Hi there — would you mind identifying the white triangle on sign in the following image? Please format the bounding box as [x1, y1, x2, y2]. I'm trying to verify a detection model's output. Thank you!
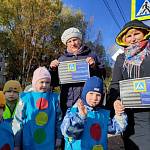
[135, 82, 144, 90]
[136, 0, 150, 16]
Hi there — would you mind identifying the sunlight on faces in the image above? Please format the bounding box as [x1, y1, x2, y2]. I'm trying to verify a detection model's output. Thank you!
[66, 37, 82, 54]
[4, 90, 19, 102]
[35, 78, 51, 92]
[123, 29, 145, 46]
[86, 91, 101, 107]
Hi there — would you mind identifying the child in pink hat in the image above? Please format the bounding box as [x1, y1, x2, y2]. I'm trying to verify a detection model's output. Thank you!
[12, 66, 62, 150]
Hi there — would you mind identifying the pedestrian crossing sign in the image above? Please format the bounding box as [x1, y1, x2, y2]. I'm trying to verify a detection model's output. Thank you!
[68, 63, 76, 72]
[131, 0, 150, 20]
[133, 80, 147, 92]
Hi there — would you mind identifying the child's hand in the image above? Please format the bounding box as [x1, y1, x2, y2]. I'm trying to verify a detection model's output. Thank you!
[114, 99, 125, 116]
[77, 99, 87, 116]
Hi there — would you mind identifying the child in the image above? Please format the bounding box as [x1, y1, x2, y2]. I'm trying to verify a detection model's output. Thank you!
[0, 91, 14, 150]
[12, 66, 62, 150]
[61, 76, 127, 150]
[3, 80, 22, 122]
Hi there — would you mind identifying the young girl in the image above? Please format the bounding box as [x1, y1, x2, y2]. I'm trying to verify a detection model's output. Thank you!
[61, 76, 127, 150]
[12, 66, 62, 150]
[0, 91, 14, 150]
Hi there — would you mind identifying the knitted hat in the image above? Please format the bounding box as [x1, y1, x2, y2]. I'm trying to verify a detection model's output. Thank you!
[3, 80, 22, 93]
[81, 76, 103, 106]
[32, 66, 51, 89]
[116, 19, 150, 47]
[61, 27, 82, 45]
[0, 91, 6, 107]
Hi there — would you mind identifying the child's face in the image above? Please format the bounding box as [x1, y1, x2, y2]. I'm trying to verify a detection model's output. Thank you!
[35, 78, 51, 92]
[86, 91, 101, 107]
[5, 90, 19, 102]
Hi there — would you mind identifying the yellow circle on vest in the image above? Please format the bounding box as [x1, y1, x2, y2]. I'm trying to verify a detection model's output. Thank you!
[92, 145, 104, 150]
[35, 112, 48, 126]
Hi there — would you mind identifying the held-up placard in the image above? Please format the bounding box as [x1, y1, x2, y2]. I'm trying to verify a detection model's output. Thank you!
[119, 77, 150, 108]
[58, 59, 90, 84]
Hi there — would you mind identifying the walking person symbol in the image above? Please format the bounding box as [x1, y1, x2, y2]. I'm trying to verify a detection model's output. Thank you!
[141, 1, 150, 15]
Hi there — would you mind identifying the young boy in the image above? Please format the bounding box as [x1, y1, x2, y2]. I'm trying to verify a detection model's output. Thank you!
[3, 80, 22, 122]
[61, 76, 127, 150]
[12, 66, 62, 150]
[0, 91, 14, 150]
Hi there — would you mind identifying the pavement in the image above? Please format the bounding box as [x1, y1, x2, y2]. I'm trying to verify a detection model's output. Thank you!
[108, 134, 125, 150]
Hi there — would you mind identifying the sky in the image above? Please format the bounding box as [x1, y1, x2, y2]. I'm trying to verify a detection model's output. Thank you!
[62, 0, 150, 56]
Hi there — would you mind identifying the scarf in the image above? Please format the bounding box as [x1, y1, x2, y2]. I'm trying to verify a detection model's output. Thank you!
[123, 40, 150, 78]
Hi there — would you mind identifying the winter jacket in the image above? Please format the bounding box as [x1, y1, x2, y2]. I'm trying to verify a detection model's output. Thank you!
[50, 46, 106, 115]
[61, 104, 127, 150]
[12, 92, 62, 150]
[107, 42, 150, 149]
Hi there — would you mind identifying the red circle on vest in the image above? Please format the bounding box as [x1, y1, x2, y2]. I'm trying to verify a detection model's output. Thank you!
[36, 98, 48, 110]
[90, 123, 101, 141]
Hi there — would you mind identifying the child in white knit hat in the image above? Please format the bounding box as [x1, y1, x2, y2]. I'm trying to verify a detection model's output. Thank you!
[12, 66, 62, 150]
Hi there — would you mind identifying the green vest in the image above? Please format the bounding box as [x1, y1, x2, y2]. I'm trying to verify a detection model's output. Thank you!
[3, 102, 18, 119]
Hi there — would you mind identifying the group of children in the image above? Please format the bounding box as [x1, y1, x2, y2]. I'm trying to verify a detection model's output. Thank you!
[0, 66, 128, 150]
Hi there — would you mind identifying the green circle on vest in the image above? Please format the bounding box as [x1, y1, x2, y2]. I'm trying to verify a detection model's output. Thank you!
[35, 112, 48, 126]
[34, 128, 46, 144]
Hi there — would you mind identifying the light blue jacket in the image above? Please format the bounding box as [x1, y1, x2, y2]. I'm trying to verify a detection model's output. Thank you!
[61, 104, 127, 150]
